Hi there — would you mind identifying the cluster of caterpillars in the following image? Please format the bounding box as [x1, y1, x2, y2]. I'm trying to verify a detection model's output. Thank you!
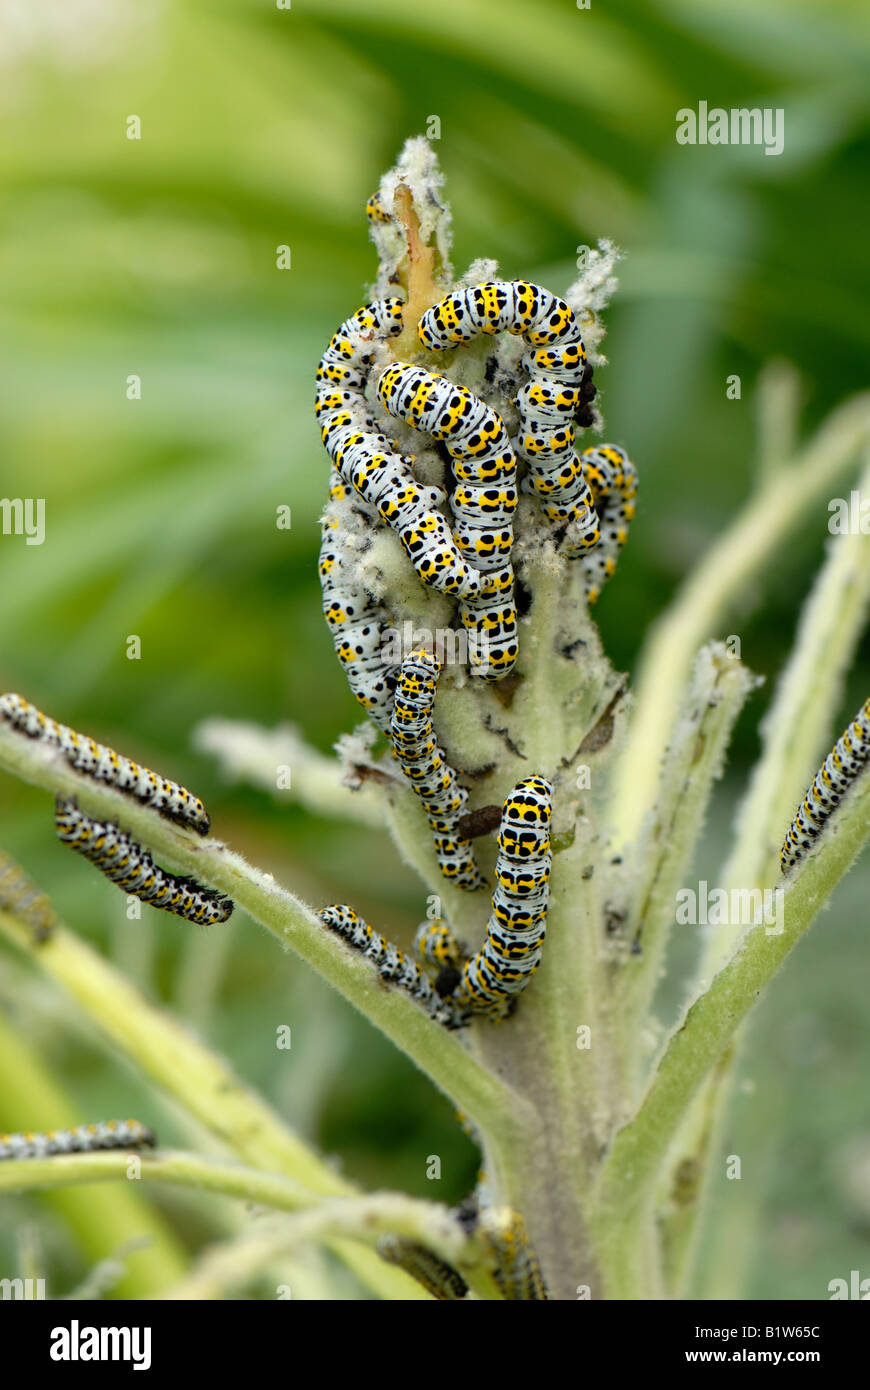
[314, 189, 640, 1031]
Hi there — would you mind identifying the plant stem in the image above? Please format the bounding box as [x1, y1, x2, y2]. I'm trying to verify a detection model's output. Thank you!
[0, 1006, 186, 1297]
[609, 393, 870, 851]
[593, 768, 870, 1297]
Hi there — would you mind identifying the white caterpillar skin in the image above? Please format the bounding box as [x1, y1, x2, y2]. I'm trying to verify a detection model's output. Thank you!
[0, 693, 210, 835]
[417, 281, 601, 557]
[781, 696, 870, 870]
[317, 905, 469, 1030]
[55, 799, 233, 926]
[391, 649, 484, 890]
[316, 300, 485, 602]
[457, 776, 552, 1018]
[318, 470, 398, 733]
[377, 363, 518, 681]
[0, 1120, 155, 1161]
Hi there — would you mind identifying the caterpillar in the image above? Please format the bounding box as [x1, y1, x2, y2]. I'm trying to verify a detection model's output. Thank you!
[317, 904, 469, 1030]
[414, 916, 463, 970]
[365, 191, 392, 225]
[316, 301, 486, 603]
[0, 850, 57, 942]
[417, 281, 605, 558]
[478, 1208, 549, 1301]
[319, 469, 398, 733]
[390, 649, 484, 890]
[456, 776, 552, 1017]
[377, 1236, 469, 1301]
[579, 444, 638, 603]
[781, 697, 870, 871]
[0, 1120, 155, 1162]
[0, 694, 210, 836]
[55, 800, 233, 926]
[377, 363, 518, 680]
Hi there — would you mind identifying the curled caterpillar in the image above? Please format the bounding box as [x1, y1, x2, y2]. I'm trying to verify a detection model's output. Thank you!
[377, 363, 518, 680]
[319, 469, 398, 732]
[377, 1236, 469, 1301]
[316, 301, 485, 602]
[0, 850, 57, 942]
[457, 776, 552, 1017]
[781, 697, 870, 871]
[0, 694, 210, 835]
[391, 649, 484, 890]
[0, 1120, 155, 1162]
[317, 904, 468, 1030]
[417, 281, 604, 558]
[580, 444, 638, 603]
[55, 799, 233, 926]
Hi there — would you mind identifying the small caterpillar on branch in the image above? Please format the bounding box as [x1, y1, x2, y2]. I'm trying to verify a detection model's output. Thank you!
[55, 800, 233, 926]
[377, 1236, 469, 1301]
[781, 696, 870, 871]
[0, 1120, 155, 1161]
[317, 904, 469, 1030]
[0, 850, 57, 942]
[0, 693, 210, 835]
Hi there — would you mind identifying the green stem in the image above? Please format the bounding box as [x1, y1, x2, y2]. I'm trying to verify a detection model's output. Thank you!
[0, 726, 512, 1135]
[593, 768, 870, 1298]
[0, 909, 422, 1301]
[0, 1008, 186, 1297]
[609, 392, 870, 851]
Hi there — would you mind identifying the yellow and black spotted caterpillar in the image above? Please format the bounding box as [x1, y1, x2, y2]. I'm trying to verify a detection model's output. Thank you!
[418, 280, 637, 590]
[316, 300, 486, 602]
[0, 850, 57, 942]
[378, 364, 519, 682]
[417, 776, 553, 1018]
[390, 649, 483, 890]
[0, 693, 210, 835]
[781, 696, 870, 871]
[318, 776, 552, 1025]
[316, 904, 469, 1030]
[55, 800, 233, 926]
[0, 1120, 155, 1161]
[318, 469, 399, 732]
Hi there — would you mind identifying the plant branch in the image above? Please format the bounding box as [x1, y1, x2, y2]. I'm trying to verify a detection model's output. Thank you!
[609, 391, 870, 851]
[0, 726, 515, 1137]
[593, 766, 870, 1298]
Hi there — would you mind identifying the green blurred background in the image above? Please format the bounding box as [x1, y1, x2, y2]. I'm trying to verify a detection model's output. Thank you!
[1, 0, 869, 1298]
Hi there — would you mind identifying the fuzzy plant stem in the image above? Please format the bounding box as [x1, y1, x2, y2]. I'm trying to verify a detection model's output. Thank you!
[610, 392, 870, 852]
[591, 765, 870, 1298]
[658, 463, 870, 1295]
[0, 908, 424, 1300]
[0, 1006, 186, 1297]
[0, 1149, 504, 1301]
